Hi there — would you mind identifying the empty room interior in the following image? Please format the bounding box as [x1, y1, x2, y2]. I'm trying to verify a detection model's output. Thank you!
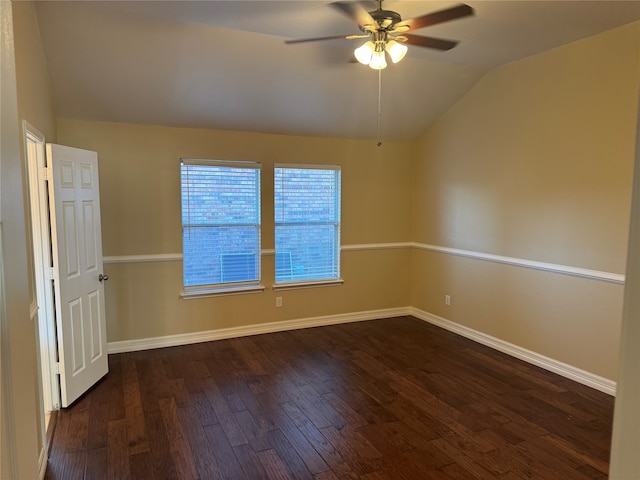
[2, 1, 640, 478]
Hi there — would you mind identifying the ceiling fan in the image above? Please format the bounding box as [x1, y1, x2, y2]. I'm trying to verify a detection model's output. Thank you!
[285, 1, 474, 69]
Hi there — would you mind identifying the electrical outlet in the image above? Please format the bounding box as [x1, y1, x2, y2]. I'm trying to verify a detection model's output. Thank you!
[276, 296, 283, 308]
[445, 294, 451, 306]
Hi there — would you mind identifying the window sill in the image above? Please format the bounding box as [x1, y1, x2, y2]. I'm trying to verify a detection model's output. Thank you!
[181, 284, 265, 299]
[272, 279, 344, 291]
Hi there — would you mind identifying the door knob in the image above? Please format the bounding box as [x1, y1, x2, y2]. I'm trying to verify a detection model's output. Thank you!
[98, 273, 109, 282]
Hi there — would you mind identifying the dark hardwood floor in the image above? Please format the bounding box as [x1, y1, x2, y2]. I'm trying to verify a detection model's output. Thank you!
[45, 316, 614, 479]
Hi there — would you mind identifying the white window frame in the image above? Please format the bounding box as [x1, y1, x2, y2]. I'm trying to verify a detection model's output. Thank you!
[273, 163, 342, 290]
[180, 159, 264, 298]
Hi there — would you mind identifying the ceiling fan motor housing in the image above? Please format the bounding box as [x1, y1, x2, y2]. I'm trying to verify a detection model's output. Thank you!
[360, 9, 402, 32]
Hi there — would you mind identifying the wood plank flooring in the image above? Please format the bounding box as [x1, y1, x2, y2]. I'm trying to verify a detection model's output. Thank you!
[45, 316, 615, 479]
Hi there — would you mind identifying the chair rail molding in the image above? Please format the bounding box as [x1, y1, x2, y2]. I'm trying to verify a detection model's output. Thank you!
[412, 242, 625, 285]
[104, 242, 625, 285]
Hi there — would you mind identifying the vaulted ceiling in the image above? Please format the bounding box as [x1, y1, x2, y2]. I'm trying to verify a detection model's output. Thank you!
[34, 1, 640, 141]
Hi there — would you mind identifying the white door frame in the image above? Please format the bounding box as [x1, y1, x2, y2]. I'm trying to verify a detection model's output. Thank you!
[24, 121, 60, 414]
[0, 220, 14, 477]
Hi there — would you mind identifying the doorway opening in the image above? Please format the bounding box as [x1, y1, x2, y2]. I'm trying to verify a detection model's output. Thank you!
[24, 122, 60, 434]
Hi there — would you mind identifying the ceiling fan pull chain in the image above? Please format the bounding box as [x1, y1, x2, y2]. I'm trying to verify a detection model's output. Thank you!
[377, 68, 383, 147]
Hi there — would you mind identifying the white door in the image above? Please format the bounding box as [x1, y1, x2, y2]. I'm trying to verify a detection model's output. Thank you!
[47, 144, 108, 407]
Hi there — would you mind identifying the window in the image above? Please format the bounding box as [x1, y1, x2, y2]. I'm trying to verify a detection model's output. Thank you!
[274, 165, 341, 285]
[181, 159, 261, 293]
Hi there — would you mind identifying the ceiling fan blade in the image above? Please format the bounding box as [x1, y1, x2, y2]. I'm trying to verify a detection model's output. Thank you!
[403, 34, 459, 51]
[393, 4, 473, 33]
[331, 1, 376, 30]
[285, 34, 362, 44]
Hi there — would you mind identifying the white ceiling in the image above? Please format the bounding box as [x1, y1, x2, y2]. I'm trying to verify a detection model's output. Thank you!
[34, 1, 640, 141]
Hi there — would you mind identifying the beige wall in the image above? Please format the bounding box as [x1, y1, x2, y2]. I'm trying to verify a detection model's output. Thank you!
[13, 1, 56, 142]
[57, 120, 413, 342]
[2, 1, 57, 477]
[4, 3, 640, 475]
[411, 22, 640, 380]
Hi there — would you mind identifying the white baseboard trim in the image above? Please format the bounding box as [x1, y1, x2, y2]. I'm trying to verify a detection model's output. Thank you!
[107, 307, 411, 354]
[107, 306, 616, 396]
[409, 307, 617, 396]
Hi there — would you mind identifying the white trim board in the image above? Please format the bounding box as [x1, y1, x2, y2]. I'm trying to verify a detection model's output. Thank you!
[107, 307, 410, 354]
[101, 243, 411, 264]
[107, 307, 616, 396]
[38, 446, 47, 480]
[103, 242, 624, 285]
[409, 307, 616, 396]
[412, 243, 625, 285]
[342, 242, 412, 252]
[103, 253, 182, 264]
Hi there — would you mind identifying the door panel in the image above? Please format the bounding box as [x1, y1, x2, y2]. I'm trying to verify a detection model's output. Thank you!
[69, 298, 84, 374]
[48, 144, 108, 407]
[84, 201, 97, 270]
[61, 202, 79, 276]
[88, 290, 103, 360]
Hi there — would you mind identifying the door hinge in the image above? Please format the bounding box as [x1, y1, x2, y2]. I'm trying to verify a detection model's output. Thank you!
[52, 363, 61, 375]
[46, 267, 56, 280]
[40, 167, 51, 182]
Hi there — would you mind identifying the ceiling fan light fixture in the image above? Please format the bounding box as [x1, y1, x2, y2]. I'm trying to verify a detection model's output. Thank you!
[369, 50, 387, 70]
[354, 41, 375, 65]
[385, 40, 408, 63]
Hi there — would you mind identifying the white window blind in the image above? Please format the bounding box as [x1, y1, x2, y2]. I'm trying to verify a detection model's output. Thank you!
[181, 159, 261, 289]
[274, 165, 341, 284]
